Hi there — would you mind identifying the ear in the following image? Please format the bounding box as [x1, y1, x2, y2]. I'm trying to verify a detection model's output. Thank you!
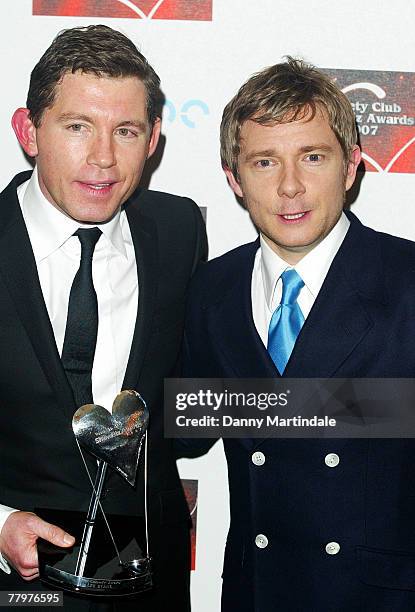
[11, 108, 39, 157]
[223, 166, 243, 198]
[345, 145, 361, 191]
[147, 117, 161, 158]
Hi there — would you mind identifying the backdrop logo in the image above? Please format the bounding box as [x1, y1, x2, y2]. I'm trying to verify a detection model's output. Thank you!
[182, 479, 198, 570]
[164, 99, 209, 129]
[33, 0, 212, 20]
[323, 69, 415, 173]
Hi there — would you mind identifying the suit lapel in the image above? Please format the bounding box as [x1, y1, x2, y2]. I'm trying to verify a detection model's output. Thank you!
[0, 173, 76, 417]
[207, 240, 279, 379]
[284, 214, 380, 378]
[255, 214, 383, 446]
[284, 271, 372, 377]
[209, 216, 383, 448]
[205, 241, 277, 452]
[208, 219, 380, 380]
[122, 195, 159, 392]
[0, 177, 160, 410]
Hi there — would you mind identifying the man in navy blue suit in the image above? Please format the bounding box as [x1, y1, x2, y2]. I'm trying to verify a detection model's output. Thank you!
[183, 58, 415, 611]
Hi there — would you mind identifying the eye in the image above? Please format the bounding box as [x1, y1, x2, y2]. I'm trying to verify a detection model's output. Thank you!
[255, 159, 273, 169]
[305, 153, 323, 163]
[117, 127, 137, 138]
[68, 123, 85, 132]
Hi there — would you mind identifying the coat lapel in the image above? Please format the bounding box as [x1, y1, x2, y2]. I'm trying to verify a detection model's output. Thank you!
[207, 240, 279, 379]
[0, 173, 76, 417]
[208, 216, 384, 448]
[0, 177, 160, 411]
[205, 241, 277, 452]
[254, 214, 383, 446]
[284, 214, 380, 378]
[122, 194, 159, 392]
[207, 217, 381, 381]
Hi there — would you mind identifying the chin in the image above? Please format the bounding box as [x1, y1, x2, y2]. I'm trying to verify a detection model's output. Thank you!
[69, 207, 119, 224]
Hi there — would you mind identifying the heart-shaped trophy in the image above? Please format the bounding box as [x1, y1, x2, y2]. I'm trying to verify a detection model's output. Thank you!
[38, 390, 152, 597]
[73, 389, 149, 486]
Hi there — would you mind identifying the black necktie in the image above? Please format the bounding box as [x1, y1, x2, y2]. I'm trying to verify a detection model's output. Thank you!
[61, 227, 102, 407]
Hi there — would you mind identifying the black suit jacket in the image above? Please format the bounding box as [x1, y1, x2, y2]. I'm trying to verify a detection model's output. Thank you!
[0, 170, 207, 550]
[183, 212, 415, 612]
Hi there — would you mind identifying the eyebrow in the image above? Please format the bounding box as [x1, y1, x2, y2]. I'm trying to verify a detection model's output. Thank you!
[298, 144, 334, 153]
[243, 143, 334, 162]
[116, 119, 148, 133]
[243, 149, 278, 162]
[57, 113, 148, 132]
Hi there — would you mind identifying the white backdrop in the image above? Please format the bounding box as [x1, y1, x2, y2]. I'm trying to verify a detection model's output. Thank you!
[1, 2, 414, 609]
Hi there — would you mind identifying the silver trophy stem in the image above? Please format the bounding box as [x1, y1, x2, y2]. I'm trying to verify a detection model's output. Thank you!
[75, 459, 108, 577]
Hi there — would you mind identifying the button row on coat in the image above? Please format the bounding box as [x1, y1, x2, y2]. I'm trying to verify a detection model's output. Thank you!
[252, 452, 340, 555]
[252, 452, 339, 468]
[254, 535, 340, 555]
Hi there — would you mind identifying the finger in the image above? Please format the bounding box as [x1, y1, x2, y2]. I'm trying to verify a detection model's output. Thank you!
[27, 515, 75, 548]
[1, 543, 36, 574]
[5, 556, 38, 578]
[6, 544, 39, 577]
[22, 571, 39, 581]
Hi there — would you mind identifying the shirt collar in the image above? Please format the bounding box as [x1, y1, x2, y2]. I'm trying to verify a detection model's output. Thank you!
[19, 166, 127, 263]
[260, 212, 350, 310]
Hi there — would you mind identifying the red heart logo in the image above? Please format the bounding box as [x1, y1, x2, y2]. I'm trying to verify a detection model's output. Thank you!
[325, 69, 415, 174]
[113, 1, 166, 18]
[33, 0, 212, 20]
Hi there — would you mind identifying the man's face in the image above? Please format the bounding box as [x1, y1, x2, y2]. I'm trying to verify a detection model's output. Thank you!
[225, 108, 361, 264]
[13, 71, 160, 223]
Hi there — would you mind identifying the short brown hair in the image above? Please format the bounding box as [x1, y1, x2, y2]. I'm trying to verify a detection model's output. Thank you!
[27, 24, 163, 127]
[220, 57, 357, 177]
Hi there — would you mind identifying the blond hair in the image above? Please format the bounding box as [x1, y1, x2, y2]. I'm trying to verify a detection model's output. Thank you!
[220, 57, 357, 177]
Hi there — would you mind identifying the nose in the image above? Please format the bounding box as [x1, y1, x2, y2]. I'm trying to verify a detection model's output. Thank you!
[277, 162, 305, 199]
[87, 133, 116, 169]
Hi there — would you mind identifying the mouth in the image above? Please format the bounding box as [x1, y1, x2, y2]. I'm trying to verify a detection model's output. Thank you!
[278, 211, 310, 223]
[76, 181, 117, 196]
[87, 183, 112, 190]
[282, 212, 306, 220]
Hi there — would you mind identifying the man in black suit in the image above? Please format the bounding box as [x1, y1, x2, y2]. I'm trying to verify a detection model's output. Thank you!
[183, 59, 415, 610]
[0, 25, 206, 611]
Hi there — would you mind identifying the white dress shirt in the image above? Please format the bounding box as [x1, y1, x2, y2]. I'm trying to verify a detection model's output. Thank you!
[251, 213, 350, 346]
[0, 167, 138, 572]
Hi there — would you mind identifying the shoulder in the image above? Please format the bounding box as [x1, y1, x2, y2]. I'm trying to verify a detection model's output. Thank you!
[128, 188, 202, 230]
[362, 221, 415, 270]
[343, 213, 415, 303]
[0, 171, 32, 199]
[0, 171, 32, 231]
[376, 232, 415, 287]
[376, 228, 415, 257]
[188, 240, 258, 298]
[201, 240, 258, 274]
[126, 187, 207, 271]
[347, 211, 415, 269]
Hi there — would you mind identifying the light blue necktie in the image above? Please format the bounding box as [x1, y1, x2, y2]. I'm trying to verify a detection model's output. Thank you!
[267, 269, 305, 374]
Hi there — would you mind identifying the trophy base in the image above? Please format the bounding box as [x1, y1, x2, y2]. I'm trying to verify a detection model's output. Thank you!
[40, 558, 152, 596]
[36, 508, 152, 598]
